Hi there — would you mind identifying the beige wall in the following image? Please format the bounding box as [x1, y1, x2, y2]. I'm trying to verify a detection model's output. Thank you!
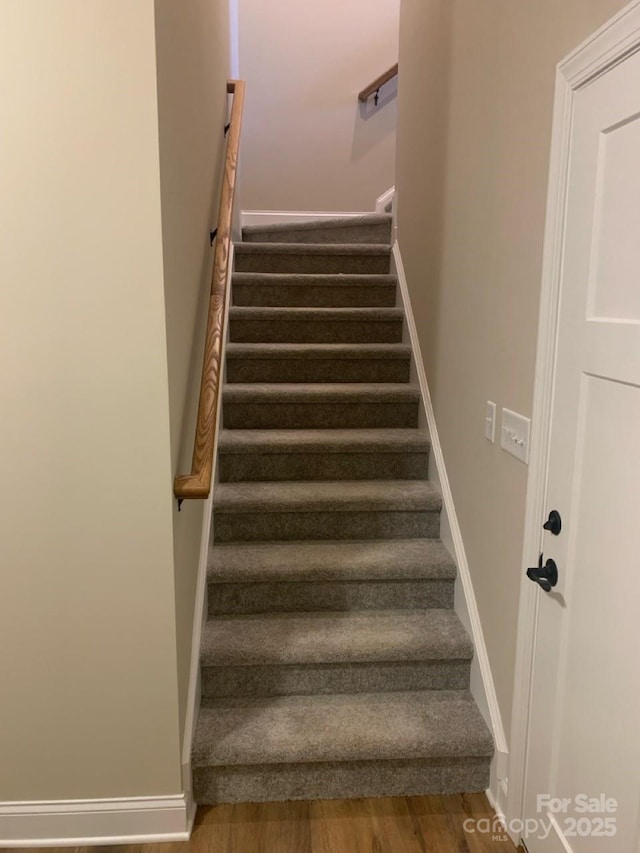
[154, 0, 230, 747]
[0, 2, 181, 800]
[396, 0, 627, 740]
[237, 0, 400, 212]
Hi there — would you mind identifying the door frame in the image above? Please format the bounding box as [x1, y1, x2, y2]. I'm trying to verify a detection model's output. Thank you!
[506, 0, 640, 842]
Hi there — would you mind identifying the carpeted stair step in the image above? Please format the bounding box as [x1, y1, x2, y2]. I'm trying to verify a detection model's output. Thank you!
[200, 609, 472, 698]
[232, 273, 397, 308]
[218, 428, 429, 482]
[192, 690, 493, 803]
[208, 538, 456, 581]
[234, 242, 391, 275]
[225, 343, 411, 384]
[207, 538, 456, 614]
[223, 383, 420, 429]
[242, 214, 392, 245]
[212, 480, 441, 543]
[229, 307, 404, 344]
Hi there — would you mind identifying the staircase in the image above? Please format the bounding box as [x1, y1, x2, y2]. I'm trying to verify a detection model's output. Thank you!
[192, 213, 493, 804]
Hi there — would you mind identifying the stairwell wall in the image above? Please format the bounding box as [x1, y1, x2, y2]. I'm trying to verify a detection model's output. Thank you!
[0, 1, 181, 801]
[235, 0, 400, 212]
[395, 0, 628, 742]
[154, 0, 231, 751]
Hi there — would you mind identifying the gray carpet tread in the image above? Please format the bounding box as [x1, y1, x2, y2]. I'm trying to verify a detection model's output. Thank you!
[232, 272, 397, 285]
[230, 306, 404, 320]
[218, 428, 429, 454]
[223, 383, 420, 403]
[242, 214, 392, 244]
[229, 306, 402, 344]
[231, 274, 397, 308]
[192, 690, 494, 767]
[235, 242, 392, 257]
[208, 539, 457, 583]
[201, 610, 473, 666]
[226, 343, 411, 359]
[213, 480, 441, 514]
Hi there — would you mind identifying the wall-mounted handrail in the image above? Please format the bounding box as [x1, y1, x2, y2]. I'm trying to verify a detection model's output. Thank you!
[358, 63, 398, 105]
[174, 79, 245, 501]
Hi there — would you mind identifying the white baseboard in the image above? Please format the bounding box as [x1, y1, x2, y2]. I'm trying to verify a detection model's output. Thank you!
[392, 242, 509, 806]
[181, 488, 213, 778]
[181, 244, 235, 792]
[0, 794, 195, 847]
[485, 783, 514, 842]
[241, 210, 371, 229]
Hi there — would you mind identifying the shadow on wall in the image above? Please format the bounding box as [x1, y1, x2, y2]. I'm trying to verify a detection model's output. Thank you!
[352, 77, 398, 163]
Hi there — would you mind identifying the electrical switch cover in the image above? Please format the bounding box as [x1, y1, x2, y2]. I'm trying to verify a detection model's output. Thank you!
[485, 401, 497, 443]
[501, 408, 531, 464]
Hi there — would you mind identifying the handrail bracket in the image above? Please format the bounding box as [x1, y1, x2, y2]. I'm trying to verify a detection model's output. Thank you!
[358, 63, 398, 104]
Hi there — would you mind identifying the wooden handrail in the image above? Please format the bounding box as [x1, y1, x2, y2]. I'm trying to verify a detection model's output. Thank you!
[358, 63, 398, 103]
[174, 79, 245, 501]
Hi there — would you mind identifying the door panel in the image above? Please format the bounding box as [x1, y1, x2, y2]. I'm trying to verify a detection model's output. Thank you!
[588, 112, 640, 321]
[524, 46, 640, 853]
[555, 376, 640, 851]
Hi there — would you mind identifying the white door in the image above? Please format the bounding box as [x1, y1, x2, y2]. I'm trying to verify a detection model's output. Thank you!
[522, 44, 640, 853]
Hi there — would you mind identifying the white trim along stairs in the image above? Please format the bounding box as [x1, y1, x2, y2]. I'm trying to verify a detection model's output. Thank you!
[391, 242, 509, 814]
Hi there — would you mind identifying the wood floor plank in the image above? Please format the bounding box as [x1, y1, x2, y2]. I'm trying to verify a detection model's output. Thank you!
[310, 799, 377, 853]
[10, 794, 517, 853]
[364, 797, 428, 853]
[309, 798, 423, 853]
[406, 794, 471, 853]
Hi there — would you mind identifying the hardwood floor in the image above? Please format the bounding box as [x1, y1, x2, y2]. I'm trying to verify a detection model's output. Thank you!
[13, 794, 518, 852]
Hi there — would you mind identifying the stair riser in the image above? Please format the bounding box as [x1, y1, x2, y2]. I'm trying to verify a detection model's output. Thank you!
[208, 579, 453, 615]
[242, 223, 392, 245]
[193, 757, 491, 804]
[213, 510, 440, 543]
[232, 283, 396, 308]
[207, 540, 458, 588]
[223, 402, 419, 430]
[226, 357, 410, 384]
[229, 318, 403, 344]
[201, 660, 470, 699]
[234, 253, 390, 275]
[219, 451, 428, 482]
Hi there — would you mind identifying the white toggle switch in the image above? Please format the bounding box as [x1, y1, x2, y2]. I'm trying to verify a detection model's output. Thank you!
[501, 408, 531, 464]
[485, 401, 497, 443]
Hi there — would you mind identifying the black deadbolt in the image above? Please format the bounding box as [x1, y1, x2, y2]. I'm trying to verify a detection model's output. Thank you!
[543, 510, 562, 536]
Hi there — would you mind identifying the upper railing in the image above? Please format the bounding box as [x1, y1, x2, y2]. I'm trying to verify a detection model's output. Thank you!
[174, 79, 246, 502]
[358, 63, 398, 106]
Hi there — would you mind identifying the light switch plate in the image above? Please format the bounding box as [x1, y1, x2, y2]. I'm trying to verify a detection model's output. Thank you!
[485, 401, 497, 443]
[501, 408, 531, 464]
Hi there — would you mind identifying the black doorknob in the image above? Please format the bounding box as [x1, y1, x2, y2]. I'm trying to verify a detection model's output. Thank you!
[543, 510, 562, 536]
[527, 554, 559, 592]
